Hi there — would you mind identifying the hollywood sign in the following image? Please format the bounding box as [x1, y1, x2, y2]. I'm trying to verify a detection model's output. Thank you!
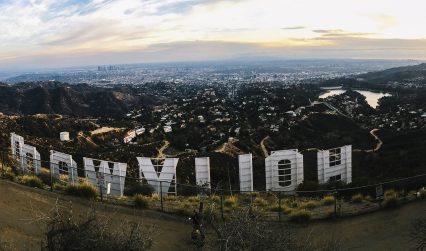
[10, 133, 352, 196]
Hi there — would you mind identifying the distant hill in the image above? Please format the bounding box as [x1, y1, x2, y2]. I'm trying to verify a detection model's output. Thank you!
[321, 63, 426, 88]
[357, 63, 426, 84]
[0, 82, 156, 116]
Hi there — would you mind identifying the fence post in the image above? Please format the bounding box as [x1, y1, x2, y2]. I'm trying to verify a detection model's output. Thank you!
[160, 181, 164, 212]
[50, 163, 54, 191]
[220, 193, 224, 221]
[99, 178, 103, 202]
[1, 151, 4, 175]
[278, 192, 282, 221]
[334, 190, 338, 217]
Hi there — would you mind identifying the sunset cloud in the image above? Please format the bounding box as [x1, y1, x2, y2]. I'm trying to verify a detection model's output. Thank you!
[0, 0, 426, 68]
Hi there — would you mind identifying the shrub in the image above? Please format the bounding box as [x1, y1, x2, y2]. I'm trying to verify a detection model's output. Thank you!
[299, 200, 320, 210]
[210, 195, 220, 203]
[253, 197, 268, 207]
[187, 196, 200, 203]
[65, 183, 98, 200]
[124, 183, 155, 196]
[247, 192, 260, 198]
[289, 209, 312, 223]
[1, 171, 16, 181]
[151, 193, 160, 201]
[44, 203, 153, 251]
[53, 183, 67, 191]
[268, 204, 292, 214]
[418, 188, 426, 199]
[174, 201, 193, 216]
[134, 194, 150, 209]
[164, 195, 177, 201]
[288, 200, 298, 208]
[249, 206, 267, 217]
[383, 189, 398, 208]
[351, 194, 364, 203]
[18, 175, 44, 188]
[224, 196, 238, 209]
[321, 195, 335, 205]
[37, 170, 52, 186]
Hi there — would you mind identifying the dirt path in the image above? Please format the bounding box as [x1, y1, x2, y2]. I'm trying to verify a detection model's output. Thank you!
[156, 140, 170, 159]
[353, 128, 383, 153]
[296, 200, 426, 250]
[0, 180, 192, 251]
[260, 136, 270, 158]
[369, 128, 383, 152]
[90, 127, 124, 136]
[215, 138, 242, 156]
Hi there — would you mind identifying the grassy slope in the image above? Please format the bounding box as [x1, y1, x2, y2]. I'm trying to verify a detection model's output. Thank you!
[0, 180, 191, 251]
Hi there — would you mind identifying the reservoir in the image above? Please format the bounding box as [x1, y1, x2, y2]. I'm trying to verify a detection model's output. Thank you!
[319, 88, 391, 108]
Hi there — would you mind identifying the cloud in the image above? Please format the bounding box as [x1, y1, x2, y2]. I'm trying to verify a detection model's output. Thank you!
[281, 26, 306, 30]
[312, 29, 375, 38]
[1, 0, 426, 69]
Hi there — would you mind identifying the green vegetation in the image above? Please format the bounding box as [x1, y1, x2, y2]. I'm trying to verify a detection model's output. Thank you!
[418, 188, 426, 199]
[1, 170, 16, 181]
[18, 175, 44, 188]
[253, 197, 268, 207]
[351, 194, 364, 203]
[383, 189, 399, 208]
[321, 195, 335, 205]
[134, 194, 150, 209]
[299, 200, 320, 210]
[65, 183, 98, 200]
[224, 196, 238, 209]
[124, 183, 155, 196]
[43, 203, 153, 251]
[289, 209, 312, 223]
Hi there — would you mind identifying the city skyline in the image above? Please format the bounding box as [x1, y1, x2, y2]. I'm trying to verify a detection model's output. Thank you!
[1, 0, 426, 69]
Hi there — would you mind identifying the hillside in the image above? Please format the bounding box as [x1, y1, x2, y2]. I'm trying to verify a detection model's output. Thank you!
[0, 82, 157, 117]
[357, 63, 426, 84]
[0, 180, 424, 250]
[0, 180, 191, 251]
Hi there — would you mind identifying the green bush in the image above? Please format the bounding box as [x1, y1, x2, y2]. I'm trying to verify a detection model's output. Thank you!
[224, 196, 238, 209]
[210, 195, 221, 203]
[124, 183, 155, 196]
[187, 196, 200, 203]
[164, 195, 177, 201]
[289, 209, 312, 223]
[1, 171, 16, 181]
[133, 194, 150, 209]
[383, 189, 398, 208]
[65, 183, 98, 200]
[299, 200, 320, 210]
[18, 175, 44, 188]
[253, 197, 268, 207]
[268, 204, 292, 214]
[321, 195, 335, 205]
[351, 194, 364, 203]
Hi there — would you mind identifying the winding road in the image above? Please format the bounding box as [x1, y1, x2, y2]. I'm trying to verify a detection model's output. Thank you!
[260, 136, 270, 157]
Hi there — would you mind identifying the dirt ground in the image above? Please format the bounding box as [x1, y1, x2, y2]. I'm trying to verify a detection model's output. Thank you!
[295, 200, 426, 250]
[1, 179, 425, 250]
[0, 180, 192, 251]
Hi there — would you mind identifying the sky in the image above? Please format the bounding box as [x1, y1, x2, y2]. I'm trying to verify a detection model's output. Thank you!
[1, 0, 426, 69]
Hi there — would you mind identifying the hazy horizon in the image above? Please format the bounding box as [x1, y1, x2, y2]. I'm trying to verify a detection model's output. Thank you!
[1, 0, 426, 70]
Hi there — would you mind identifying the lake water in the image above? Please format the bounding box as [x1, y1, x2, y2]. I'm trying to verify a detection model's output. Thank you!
[319, 88, 391, 108]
